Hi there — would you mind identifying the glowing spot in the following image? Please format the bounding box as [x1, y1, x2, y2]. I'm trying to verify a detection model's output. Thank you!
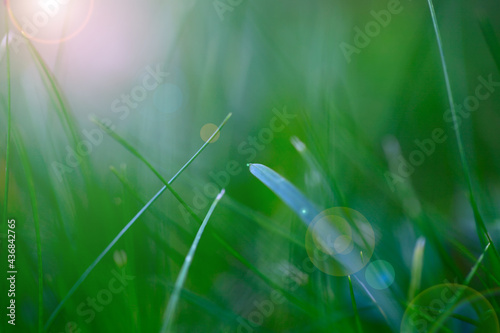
[333, 235, 352, 253]
[305, 207, 375, 276]
[6, 0, 95, 44]
[365, 260, 395, 290]
[200, 123, 220, 143]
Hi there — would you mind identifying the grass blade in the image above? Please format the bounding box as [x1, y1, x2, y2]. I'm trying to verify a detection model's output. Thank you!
[248, 163, 319, 225]
[464, 243, 490, 286]
[408, 237, 426, 301]
[160, 189, 225, 333]
[428, 242, 491, 333]
[97, 117, 315, 316]
[109, 165, 188, 262]
[352, 275, 393, 330]
[348, 275, 363, 333]
[426, 0, 500, 263]
[249, 163, 356, 265]
[44, 114, 232, 331]
[477, 10, 500, 73]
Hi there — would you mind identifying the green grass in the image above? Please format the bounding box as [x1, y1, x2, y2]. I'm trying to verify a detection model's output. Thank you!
[427, 0, 500, 265]
[161, 189, 225, 333]
[1, 0, 500, 332]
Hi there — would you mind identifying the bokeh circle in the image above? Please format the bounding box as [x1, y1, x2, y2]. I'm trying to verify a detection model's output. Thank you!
[365, 260, 395, 290]
[401, 284, 499, 333]
[305, 207, 375, 276]
[6, 0, 94, 44]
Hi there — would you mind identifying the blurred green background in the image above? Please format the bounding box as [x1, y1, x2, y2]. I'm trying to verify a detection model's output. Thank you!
[1, 0, 500, 332]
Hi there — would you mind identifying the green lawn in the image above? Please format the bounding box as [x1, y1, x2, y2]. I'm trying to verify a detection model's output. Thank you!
[1, 0, 500, 332]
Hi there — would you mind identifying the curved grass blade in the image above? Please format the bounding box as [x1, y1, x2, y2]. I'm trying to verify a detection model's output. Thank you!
[248, 163, 319, 225]
[249, 163, 366, 281]
[426, 0, 500, 263]
[450, 238, 500, 285]
[477, 10, 500, 73]
[161, 189, 225, 333]
[249, 163, 364, 315]
[91, 116, 207, 220]
[44, 114, 232, 331]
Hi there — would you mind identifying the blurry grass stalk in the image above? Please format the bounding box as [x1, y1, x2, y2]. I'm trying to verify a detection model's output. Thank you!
[426, 0, 500, 263]
[13, 132, 43, 333]
[383, 136, 462, 279]
[408, 237, 426, 301]
[352, 275, 392, 329]
[161, 189, 225, 333]
[97, 116, 315, 316]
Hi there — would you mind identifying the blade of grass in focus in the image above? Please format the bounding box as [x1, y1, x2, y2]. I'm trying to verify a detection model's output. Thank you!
[348, 275, 363, 333]
[98, 117, 316, 316]
[160, 189, 225, 333]
[92, 116, 204, 221]
[450, 239, 500, 285]
[248, 163, 319, 224]
[464, 242, 490, 287]
[109, 165, 189, 263]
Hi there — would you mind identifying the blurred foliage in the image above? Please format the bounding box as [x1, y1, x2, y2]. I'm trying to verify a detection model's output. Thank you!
[1, 0, 500, 332]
